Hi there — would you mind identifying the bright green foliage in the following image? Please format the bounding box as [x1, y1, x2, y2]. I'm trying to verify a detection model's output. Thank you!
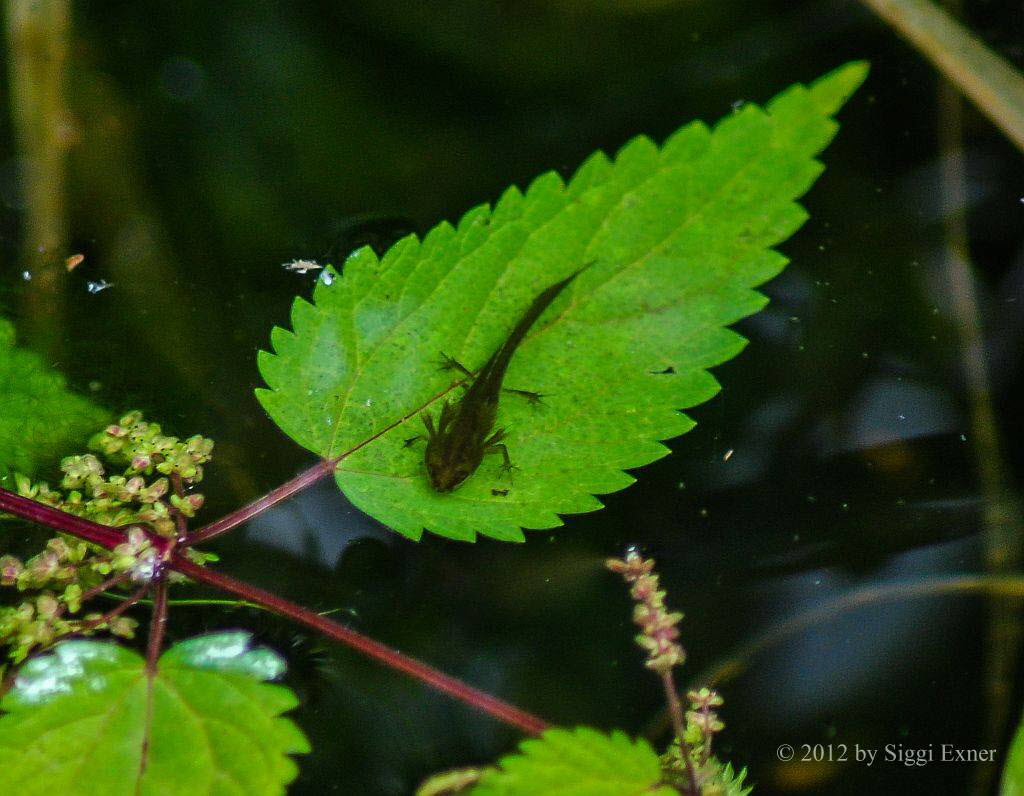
[1003, 713, 1024, 794]
[0, 319, 109, 484]
[258, 63, 868, 541]
[0, 633, 309, 795]
[471, 727, 676, 795]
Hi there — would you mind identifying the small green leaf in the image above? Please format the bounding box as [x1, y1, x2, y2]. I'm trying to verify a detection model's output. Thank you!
[0, 633, 309, 796]
[471, 727, 676, 795]
[258, 63, 868, 541]
[0, 318, 109, 484]
[1003, 713, 1024, 794]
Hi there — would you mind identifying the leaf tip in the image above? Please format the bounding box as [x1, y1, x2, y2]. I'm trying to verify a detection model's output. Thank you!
[810, 60, 870, 113]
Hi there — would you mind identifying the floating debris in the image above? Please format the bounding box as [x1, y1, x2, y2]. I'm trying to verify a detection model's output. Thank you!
[283, 259, 322, 274]
[320, 269, 335, 286]
[65, 253, 85, 272]
[21, 271, 31, 281]
[86, 280, 113, 294]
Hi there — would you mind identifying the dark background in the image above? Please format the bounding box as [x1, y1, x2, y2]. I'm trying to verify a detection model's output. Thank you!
[2, 1, 1023, 793]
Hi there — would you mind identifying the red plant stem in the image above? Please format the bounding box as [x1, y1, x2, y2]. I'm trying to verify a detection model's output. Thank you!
[663, 669, 699, 794]
[54, 570, 132, 619]
[0, 487, 125, 549]
[75, 584, 149, 635]
[169, 472, 188, 540]
[146, 577, 169, 673]
[1, 482, 550, 736]
[170, 554, 550, 736]
[187, 459, 336, 546]
[80, 570, 132, 602]
[0, 668, 14, 699]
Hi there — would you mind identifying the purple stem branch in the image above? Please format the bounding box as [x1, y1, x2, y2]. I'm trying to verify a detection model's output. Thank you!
[186, 459, 336, 546]
[54, 570, 132, 619]
[0, 487, 125, 549]
[1, 478, 552, 736]
[171, 554, 550, 736]
[145, 577, 169, 674]
[74, 584, 149, 635]
[662, 669, 699, 794]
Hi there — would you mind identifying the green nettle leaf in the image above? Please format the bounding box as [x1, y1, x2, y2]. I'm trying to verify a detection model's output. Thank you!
[258, 62, 868, 541]
[0, 318, 109, 483]
[0, 632, 309, 796]
[471, 727, 676, 795]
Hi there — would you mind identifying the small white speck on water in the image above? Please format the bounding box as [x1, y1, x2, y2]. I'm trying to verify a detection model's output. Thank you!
[21, 271, 31, 281]
[86, 280, 112, 294]
[731, 99, 745, 111]
[897, 413, 906, 421]
[960, 433, 967, 442]
[282, 259, 322, 274]
[723, 448, 734, 462]
[320, 270, 335, 286]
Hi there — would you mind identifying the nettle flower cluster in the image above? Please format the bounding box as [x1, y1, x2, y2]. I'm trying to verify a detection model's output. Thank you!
[0, 412, 213, 670]
[606, 548, 685, 674]
[607, 549, 747, 796]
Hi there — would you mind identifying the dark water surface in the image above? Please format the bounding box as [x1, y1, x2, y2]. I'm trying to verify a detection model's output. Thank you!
[2, 1, 1023, 793]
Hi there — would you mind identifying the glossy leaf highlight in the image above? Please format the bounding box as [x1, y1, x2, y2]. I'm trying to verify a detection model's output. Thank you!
[0, 633, 308, 795]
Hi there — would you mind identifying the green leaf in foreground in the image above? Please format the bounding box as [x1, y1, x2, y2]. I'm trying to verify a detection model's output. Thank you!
[0, 632, 309, 796]
[471, 727, 676, 795]
[0, 318, 109, 484]
[258, 62, 868, 541]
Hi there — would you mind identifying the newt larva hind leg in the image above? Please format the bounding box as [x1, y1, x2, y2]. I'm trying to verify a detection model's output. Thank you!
[484, 429, 515, 478]
[503, 387, 544, 406]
